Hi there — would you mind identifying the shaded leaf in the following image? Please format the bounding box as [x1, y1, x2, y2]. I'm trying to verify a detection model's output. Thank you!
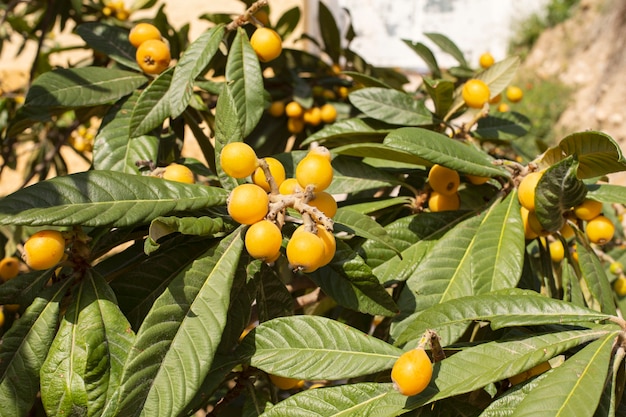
[76, 22, 139, 70]
[25, 67, 146, 108]
[474, 111, 531, 140]
[423, 78, 454, 119]
[300, 118, 393, 147]
[129, 67, 174, 137]
[318, 1, 341, 63]
[214, 84, 242, 191]
[93, 91, 159, 173]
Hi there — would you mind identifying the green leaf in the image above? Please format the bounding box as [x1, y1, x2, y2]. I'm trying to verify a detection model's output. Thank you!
[469, 192, 525, 294]
[129, 67, 174, 137]
[424, 329, 618, 405]
[332, 142, 430, 166]
[394, 289, 613, 346]
[226, 28, 264, 137]
[93, 91, 159, 173]
[75, 22, 139, 70]
[349, 87, 435, 126]
[318, 1, 341, 63]
[256, 264, 293, 322]
[535, 156, 587, 232]
[0, 281, 71, 417]
[383, 127, 509, 178]
[537, 131, 626, 178]
[25, 67, 146, 108]
[474, 111, 531, 140]
[240, 316, 403, 380]
[340, 71, 398, 90]
[300, 118, 393, 147]
[510, 333, 615, 417]
[274, 6, 301, 39]
[40, 271, 134, 417]
[259, 383, 396, 417]
[403, 40, 441, 79]
[309, 240, 398, 317]
[169, 24, 225, 118]
[333, 209, 400, 257]
[0, 171, 228, 227]
[424, 32, 468, 67]
[0, 269, 50, 306]
[575, 230, 617, 315]
[480, 373, 550, 417]
[109, 228, 244, 417]
[214, 84, 242, 191]
[148, 216, 228, 244]
[326, 155, 402, 195]
[423, 78, 454, 119]
[587, 183, 626, 204]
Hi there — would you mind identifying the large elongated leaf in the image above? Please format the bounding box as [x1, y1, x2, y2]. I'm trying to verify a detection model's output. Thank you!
[25, 67, 146, 108]
[169, 24, 225, 118]
[424, 329, 618, 405]
[403, 40, 441, 79]
[40, 271, 134, 417]
[108, 228, 244, 417]
[394, 289, 613, 346]
[535, 156, 587, 232]
[0, 171, 228, 227]
[93, 91, 159, 173]
[332, 142, 430, 166]
[0, 281, 71, 417]
[510, 333, 615, 417]
[325, 155, 402, 195]
[259, 383, 397, 417]
[300, 118, 394, 147]
[384, 127, 509, 178]
[349, 87, 435, 126]
[0, 269, 50, 305]
[474, 111, 531, 140]
[214, 84, 242, 191]
[240, 316, 403, 380]
[424, 32, 467, 67]
[333, 209, 400, 256]
[587, 183, 626, 204]
[469, 192, 525, 293]
[75, 22, 139, 70]
[537, 131, 626, 178]
[129, 67, 174, 137]
[225, 28, 264, 137]
[575, 230, 616, 315]
[318, 0, 341, 63]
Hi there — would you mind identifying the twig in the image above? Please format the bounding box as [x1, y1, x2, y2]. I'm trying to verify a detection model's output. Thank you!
[226, 0, 269, 31]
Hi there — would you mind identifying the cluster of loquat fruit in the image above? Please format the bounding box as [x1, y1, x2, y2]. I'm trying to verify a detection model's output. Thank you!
[462, 52, 524, 113]
[68, 124, 96, 153]
[220, 142, 337, 272]
[102, 0, 130, 21]
[129, 23, 171, 75]
[518, 170, 615, 263]
[424, 164, 489, 212]
[268, 100, 338, 135]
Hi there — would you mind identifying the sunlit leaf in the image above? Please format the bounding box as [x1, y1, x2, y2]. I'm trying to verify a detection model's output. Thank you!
[349, 87, 435, 126]
[129, 67, 174, 137]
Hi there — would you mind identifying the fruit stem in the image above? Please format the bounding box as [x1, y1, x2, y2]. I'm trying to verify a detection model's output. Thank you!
[226, 0, 269, 31]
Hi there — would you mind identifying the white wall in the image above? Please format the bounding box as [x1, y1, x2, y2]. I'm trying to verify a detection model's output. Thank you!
[310, 0, 550, 71]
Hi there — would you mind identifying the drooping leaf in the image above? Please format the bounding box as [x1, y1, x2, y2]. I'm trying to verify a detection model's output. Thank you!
[535, 156, 587, 232]
[424, 32, 468, 67]
[575, 229, 616, 315]
[226, 28, 264, 137]
[0, 281, 71, 417]
[537, 131, 626, 178]
[300, 117, 393, 147]
[509, 333, 616, 417]
[25, 67, 146, 108]
[349, 87, 435, 126]
[93, 91, 159, 173]
[0, 171, 228, 227]
[129, 67, 174, 137]
[333, 209, 400, 257]
[239, 315, 403, 380]
[309, 240, 398, 317]
[384, 127, 509, 178]
[75, 22, 139, 70]
[108, 228, 244, 417]
[40, 271, 135, 417]
[403, 40, 441, 79]
[394, 289, 613, 346]
[474, 111, 531, 140]
[169, 24, 225, 118]
[318, 0, 341, 63]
